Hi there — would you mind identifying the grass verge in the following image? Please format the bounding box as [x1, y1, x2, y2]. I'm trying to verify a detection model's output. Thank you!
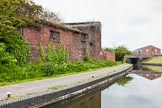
[0, 62, 121, 86]
[142, 56, 162, 64]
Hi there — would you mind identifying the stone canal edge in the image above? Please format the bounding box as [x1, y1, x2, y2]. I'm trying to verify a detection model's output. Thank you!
[0, 63, 133, 108]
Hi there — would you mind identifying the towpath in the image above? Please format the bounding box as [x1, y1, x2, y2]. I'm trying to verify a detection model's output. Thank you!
[0, 63, 131, 100]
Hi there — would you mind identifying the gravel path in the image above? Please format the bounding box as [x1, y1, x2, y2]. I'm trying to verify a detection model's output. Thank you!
[0, 64, 131, 100]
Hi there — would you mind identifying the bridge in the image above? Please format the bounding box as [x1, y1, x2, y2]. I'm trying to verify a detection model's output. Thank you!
[125, 53, 154, 60]
[125, 53, 156, 68]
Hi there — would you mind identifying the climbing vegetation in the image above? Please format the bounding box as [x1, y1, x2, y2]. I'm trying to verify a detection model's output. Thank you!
[114, 46, 131, 62]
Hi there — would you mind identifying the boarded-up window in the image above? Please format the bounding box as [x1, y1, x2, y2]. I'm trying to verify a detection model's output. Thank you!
[50, 30, 60, 42]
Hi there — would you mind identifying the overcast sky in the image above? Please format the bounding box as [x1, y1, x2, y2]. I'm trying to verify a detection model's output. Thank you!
[34, 0, 162, 51]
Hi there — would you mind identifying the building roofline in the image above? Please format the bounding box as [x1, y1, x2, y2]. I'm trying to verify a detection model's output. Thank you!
[65, 21, 101, 25]
[65, 21, 101, 27]
[134, 45, 161, 51]
[25, 20, 88, 35]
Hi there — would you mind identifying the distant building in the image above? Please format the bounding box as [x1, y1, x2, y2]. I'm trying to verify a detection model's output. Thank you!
[134, 45, 161, 56]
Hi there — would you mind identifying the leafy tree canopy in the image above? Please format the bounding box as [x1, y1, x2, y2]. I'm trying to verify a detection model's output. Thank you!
[114, 45, 131, 61]
[0, 0, 61, 65]
[40, 9, 62, 24]
[104, 48, 114, 52]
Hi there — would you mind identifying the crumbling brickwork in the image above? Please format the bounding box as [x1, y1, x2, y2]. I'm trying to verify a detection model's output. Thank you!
[23, 24, 88, 61]
[22, 21, 115, 62]
[66, 22, 102, 59]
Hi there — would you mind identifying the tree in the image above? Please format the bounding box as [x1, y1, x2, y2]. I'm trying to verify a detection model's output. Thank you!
[114, 45, 131, 61]
[0, 0, 43, 26]
[104, 48, 114, 52]
[0, 0, 62, 64]
[0, 43, 17, 64]
[40, 9, 61, 23]
[0, 0, 41, 64]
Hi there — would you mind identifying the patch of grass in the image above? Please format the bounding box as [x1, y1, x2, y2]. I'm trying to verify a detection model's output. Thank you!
[142, 56, 162, 64]
[49, 85, 68, 90]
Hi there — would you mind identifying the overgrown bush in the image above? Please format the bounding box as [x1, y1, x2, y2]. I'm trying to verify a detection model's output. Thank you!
[42, 63, 55, 77]
[7, 31, 30, 65]
[0, 59, 121, 84]
[0, 41, 121, 85]
[0, 42, 17, 64]
[40, 41, 69, 64]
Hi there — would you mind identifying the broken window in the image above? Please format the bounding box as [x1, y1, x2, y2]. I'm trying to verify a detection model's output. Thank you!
[81, 35, 87, 42]
[50, 30, 60, 42]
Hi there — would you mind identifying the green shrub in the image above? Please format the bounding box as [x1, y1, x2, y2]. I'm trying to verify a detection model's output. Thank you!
[39, 42, 46, 63]
[40, 41, 69, 64]
[0, 43, 17, 64]
[84, 54, 91, 62]
[42, 63, 55, 77]
[0, 59, 121, 84]
[6, 32, 30, 65]
[0, 41, 121, 85]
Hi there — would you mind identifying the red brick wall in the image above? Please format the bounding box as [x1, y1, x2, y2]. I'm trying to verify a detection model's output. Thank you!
[141, 46, 161, 55]
[106, 51, 115, 61]
[66, 22, 102, 59]
[23, 26, 88, 61]
[99, 50, 115, 61]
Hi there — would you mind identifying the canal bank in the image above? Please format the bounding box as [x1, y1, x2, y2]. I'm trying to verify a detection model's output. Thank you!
[0, 64, 132, 108]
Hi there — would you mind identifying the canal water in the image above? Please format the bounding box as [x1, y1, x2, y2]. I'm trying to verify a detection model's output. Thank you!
[44, 66, 162, 108]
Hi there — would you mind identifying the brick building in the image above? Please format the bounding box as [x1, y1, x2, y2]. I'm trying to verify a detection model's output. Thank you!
[22, 21, 115, 61]
[22, 21, 89, 61]
[134, 45, 161, 56]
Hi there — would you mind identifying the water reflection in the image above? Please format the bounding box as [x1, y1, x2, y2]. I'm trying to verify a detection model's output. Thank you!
[102, 68, 162, 108]
[43, 66, 162, 108]
[133, 69, 161, 80]
[43, 92, 101, 108]
[117, 76, 134, 86]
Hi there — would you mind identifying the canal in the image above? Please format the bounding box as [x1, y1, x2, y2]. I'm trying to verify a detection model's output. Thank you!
[43, 66, 162, 108]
